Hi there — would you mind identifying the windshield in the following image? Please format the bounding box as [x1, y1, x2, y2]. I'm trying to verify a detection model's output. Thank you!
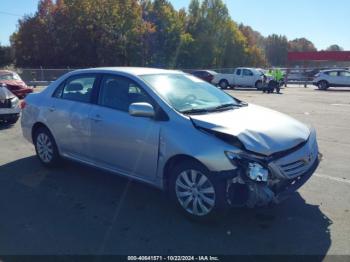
[0, 73, 21, 81]
[207, 70, 218, 75]
[141, 73, 242, 114]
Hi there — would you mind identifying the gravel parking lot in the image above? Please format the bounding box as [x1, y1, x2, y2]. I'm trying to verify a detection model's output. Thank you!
[0, 85, 349, 256]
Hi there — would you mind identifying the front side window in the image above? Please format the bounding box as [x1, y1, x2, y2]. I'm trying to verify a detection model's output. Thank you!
[98, 75, 151, 112]
[55, 75, 96, 103]
[141, 73, 241, 114]
[243, 69, 253, 76]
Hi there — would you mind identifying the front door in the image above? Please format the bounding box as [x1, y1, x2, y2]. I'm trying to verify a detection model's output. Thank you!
[89, 74, 160, 180]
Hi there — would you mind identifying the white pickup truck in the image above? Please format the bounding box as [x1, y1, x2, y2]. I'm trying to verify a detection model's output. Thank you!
[211, 67, 264, 89]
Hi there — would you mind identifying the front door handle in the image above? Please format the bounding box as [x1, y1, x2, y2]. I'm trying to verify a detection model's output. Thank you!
[90, 114, 102, 122]
[49, 106, 56, 112]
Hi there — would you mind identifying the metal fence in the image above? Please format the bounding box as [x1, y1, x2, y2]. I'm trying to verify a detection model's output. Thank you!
[10, 66, 350, 87]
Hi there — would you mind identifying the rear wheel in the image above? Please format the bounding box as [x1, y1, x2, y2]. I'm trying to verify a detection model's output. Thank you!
[169, 160, 228, 220]
[219, 79, 229, 89]
[34, 127, 60, 167]
[318, 80, 329, 90]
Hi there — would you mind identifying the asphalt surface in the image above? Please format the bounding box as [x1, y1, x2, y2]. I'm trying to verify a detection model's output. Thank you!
[0, 85, 349, 256]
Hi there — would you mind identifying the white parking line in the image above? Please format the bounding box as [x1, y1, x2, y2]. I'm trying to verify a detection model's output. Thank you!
[314, 173, 350, 185]
[331, 103, 350, 107]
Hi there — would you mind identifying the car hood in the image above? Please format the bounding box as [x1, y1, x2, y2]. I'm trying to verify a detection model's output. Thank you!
[190, 104, 310, 156]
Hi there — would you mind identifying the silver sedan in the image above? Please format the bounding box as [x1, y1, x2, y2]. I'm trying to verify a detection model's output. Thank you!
[21, 67, 320, 220]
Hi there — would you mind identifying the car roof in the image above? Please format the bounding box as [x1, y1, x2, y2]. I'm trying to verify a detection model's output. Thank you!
[192, 69, 217, 73]
[72, 67, 182, 76]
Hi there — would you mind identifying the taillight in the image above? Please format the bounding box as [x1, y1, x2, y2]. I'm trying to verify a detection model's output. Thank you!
[20, 100, 26, 109]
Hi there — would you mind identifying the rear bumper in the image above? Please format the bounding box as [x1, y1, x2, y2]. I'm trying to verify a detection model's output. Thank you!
[0, 113, 20, 121]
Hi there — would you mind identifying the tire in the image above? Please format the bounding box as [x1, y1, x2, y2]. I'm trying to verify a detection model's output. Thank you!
[255, 80, 263, 90]
[317, 81, 329, 90]
[168, 160, 228, 221]
[219, 79, 229, 89]
[33, 127, 60, 167]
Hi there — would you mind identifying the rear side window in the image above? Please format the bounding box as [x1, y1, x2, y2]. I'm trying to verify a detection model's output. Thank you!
[53, 75, 97, 103]
[236, 69, 241, 76]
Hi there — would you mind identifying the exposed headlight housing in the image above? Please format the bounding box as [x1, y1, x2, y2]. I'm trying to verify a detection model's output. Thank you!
[225, 151, 269, 182]
[247, 162, 268, 182]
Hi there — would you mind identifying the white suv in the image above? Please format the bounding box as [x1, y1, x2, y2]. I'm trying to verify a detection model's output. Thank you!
[313, 69, 350, 90]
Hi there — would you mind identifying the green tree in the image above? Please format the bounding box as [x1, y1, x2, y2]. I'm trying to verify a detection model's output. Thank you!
[180, 0, 254, 69]
[326, 44, 344, 51]
[0, 45, 13, 67]
[264, 34, 289, 66]
[289, 38, 317, 52]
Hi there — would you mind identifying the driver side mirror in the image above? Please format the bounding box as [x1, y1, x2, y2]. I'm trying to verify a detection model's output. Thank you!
[129, 102, 155, 118]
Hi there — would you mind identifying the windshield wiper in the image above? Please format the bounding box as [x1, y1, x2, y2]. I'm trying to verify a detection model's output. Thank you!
[212, 103, 242, 111]
[180, 108, 210, 115]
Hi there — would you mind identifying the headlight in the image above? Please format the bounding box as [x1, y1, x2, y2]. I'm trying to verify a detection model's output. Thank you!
[247, 162, 268, 182]
[10, 97, 19, 108]
[225, 151, 269, 182]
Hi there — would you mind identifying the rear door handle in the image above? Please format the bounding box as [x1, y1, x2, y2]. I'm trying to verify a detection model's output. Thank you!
[49, 106, 56, 112]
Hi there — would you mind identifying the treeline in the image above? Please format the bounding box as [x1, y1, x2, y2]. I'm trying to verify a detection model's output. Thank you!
[4, 0, 345, 69]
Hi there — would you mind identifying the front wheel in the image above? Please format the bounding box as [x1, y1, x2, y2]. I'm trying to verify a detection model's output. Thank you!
[169, 160, 227, 220]
[34, 127, 60, 167]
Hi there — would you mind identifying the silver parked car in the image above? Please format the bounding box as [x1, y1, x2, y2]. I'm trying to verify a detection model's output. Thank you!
[21, 68, 320, 219]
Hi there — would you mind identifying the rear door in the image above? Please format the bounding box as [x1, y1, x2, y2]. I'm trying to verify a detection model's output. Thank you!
[48, 74, 98, 160]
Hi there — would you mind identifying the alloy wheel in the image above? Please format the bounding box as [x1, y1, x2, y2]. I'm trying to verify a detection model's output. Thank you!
[36, 133, 54, 163]
[175, 169, 216, 216]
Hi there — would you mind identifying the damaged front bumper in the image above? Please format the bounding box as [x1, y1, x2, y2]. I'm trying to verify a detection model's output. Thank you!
[221, 137, 322, 208]
[222, 155, 320, 208]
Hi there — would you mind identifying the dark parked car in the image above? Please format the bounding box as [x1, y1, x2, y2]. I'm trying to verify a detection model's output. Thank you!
[191, 70, 218, 83]
[0, 70, 33, 99]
